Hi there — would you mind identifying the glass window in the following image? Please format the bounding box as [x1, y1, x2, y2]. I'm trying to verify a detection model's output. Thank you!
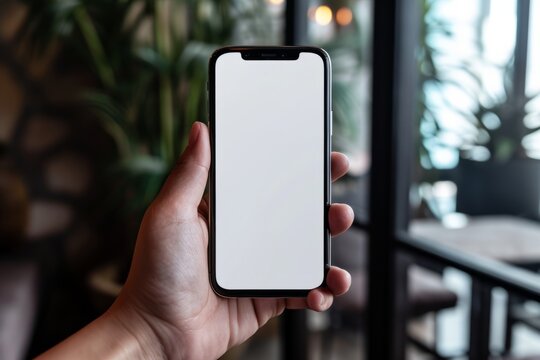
[406, 0, 540, 358]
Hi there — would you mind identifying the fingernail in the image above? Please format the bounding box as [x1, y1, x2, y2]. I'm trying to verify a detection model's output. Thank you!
[319, 293, 325, 307]
[189, 122, 201, 146]
[347, 205, 355, 218]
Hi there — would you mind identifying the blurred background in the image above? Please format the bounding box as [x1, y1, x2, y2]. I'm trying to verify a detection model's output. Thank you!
[0, 0, 539, 359]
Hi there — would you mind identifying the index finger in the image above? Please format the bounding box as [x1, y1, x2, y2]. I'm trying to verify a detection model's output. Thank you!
[331, 152, 350, 182]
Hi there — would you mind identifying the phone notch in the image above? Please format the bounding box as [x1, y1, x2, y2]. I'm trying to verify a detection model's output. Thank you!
[241, 49, 300, 61]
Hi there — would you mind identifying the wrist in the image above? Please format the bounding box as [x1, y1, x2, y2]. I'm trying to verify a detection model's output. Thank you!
[105, 298, 169, 360]
[37, 297, 170, 360]
[108, 294, 189, 360]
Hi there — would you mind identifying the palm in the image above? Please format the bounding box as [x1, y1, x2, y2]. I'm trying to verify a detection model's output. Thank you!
[124, 199, 283, 358]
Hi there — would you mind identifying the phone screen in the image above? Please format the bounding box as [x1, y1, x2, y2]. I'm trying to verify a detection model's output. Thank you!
[212, 48, 329, 293]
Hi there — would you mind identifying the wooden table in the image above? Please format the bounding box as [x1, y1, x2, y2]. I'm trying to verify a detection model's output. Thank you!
[411, 216, 540, 265]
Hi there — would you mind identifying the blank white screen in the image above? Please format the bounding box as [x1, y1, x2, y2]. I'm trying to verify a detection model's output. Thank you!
[215, 52, 325, 290]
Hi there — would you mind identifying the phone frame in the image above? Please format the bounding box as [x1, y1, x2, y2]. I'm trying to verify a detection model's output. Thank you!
[208, 46, 332, 297]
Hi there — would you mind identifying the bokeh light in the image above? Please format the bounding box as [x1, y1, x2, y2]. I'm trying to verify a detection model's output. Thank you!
[314, 5, 333, 26]
[336, 7, 353, 26]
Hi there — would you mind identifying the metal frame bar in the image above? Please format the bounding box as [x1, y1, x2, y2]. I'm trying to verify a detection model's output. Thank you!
[366, 0, 399, 355]
[513, 0, 531, 147]
[367, 0, 420, 358]
[281, 310, 308, 360]
[282, 1, 310, 359]
[469, 280, 492, 359]
[514, 0, 531, 105]
[397, 233, 540, 302]
[284, 0, 308, 46]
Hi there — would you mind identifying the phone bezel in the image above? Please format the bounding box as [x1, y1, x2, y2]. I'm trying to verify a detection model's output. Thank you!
[208, 46, 332, 297]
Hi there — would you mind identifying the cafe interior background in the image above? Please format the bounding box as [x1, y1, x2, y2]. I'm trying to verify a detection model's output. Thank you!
[0, 0, 540, 359]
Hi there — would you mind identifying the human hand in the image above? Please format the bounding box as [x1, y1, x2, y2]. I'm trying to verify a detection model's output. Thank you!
[38, 121, 353, 360]
[115, 121, 354, 359]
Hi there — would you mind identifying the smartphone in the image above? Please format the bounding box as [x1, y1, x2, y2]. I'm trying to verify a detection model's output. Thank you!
[208, 46, 331, 297]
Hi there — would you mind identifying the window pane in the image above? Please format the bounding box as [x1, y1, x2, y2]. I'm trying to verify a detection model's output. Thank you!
[404, 0, 540, 358]
[525, 0, 540, 158]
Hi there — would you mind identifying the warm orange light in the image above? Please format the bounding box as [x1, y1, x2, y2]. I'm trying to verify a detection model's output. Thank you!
[314, 5, 332, 26]
[336, 7, 353, 26]
[267, 0, 284, 5]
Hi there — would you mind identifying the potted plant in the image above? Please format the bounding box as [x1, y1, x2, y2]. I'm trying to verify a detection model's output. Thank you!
[451, 64, 540, 219]
[417, 0, 540, 220]
[18, 0, 276, 305]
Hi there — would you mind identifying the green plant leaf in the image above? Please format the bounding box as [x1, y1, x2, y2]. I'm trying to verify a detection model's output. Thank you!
[135, 47, 170, 72]
[177, 41, 217, 74]
[119, 155, 168, 175]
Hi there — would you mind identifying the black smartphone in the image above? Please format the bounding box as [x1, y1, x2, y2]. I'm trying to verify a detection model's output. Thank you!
[208, 46, 331, 297]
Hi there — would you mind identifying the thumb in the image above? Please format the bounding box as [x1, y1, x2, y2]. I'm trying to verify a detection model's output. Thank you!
[156, 122, 210, 213]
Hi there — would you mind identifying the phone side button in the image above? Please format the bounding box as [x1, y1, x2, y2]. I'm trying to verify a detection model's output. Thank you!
[330, 110, 333, 136]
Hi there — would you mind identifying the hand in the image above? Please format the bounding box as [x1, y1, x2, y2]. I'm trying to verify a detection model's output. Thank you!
[38, 121, 354, 360]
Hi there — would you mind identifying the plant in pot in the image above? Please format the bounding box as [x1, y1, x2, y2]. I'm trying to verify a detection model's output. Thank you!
[448, 68, 540, 220]
[418, 0, 540, 220]
[17, 0, 276, 309]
